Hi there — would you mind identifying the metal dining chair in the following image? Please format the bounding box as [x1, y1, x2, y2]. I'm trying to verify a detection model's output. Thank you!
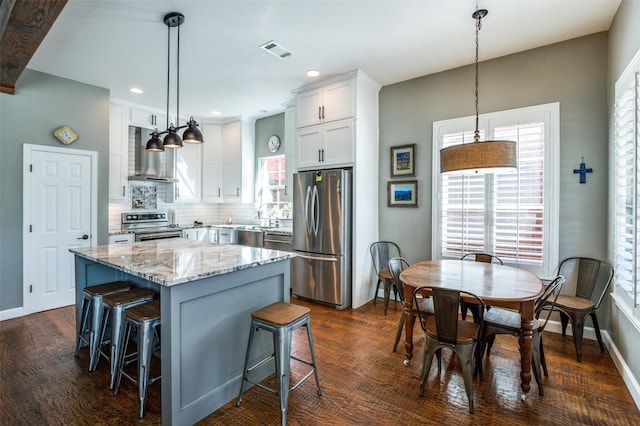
[480, 275, 565, 396]
[388, 257, 434, 352]
[540, 257, 613, 362]
[413, 286, 484, 413]
[370, 241, 401, 315]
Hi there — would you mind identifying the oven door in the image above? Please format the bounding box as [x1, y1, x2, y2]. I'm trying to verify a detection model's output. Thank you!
[135, 230, 183, 242]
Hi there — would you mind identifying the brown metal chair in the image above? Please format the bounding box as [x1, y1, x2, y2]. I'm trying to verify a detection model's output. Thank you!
[370, 241, 401, 315]
[414, 286, 484, 413]
[460, 253, 503, 323]
[540, 257, 613, 362]
[480, 275, 565, 396]
[388, 257, 434, 352]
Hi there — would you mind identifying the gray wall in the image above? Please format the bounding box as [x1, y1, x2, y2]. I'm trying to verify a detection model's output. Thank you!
[379, 32, 609, 270]
[0, 69, 110, 311]
[254, 112, 285, 159]
[607, 0, 640, 397]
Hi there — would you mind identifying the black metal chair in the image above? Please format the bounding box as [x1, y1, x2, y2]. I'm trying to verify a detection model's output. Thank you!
[480, 275, 565, 396]
[460, 253, 503, 323]
[388, 257, 434, 352]
[540, 257, 613, 362]
[370, 241, 401, 315]
[414, 286, 484, 413]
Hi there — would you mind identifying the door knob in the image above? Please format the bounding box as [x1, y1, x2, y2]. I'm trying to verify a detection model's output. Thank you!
[77, 234, 89, 240]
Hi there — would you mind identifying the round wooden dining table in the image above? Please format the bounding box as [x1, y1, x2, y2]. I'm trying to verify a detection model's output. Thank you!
[400, 259, 544, 398]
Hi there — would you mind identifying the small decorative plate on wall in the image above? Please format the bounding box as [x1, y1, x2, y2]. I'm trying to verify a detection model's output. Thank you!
[54, 126, 78, 145]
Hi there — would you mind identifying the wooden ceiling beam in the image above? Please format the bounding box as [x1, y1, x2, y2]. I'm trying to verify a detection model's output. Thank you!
[0, 0, 67, 94]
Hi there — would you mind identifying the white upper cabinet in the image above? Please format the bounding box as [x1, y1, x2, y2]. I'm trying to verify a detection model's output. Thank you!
[296, 79, 354, 128]
[109, 103, 128, 200]
[173, 141, 202, 202]
[296, 119, 354, 169]
[284, 106, 296, 202]
[130, 107, 168, 130]
[222, 120, 255, 202]
[202, 124, 223, 202]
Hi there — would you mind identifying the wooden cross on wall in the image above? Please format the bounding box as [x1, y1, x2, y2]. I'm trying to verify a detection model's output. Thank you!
[573, 157, 593, 184]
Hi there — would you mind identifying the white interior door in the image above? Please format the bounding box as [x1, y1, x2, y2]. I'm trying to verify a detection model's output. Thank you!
[24, 144, 97, 314]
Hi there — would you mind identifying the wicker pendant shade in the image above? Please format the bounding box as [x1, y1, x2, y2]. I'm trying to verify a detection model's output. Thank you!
[440, 140, 516, 174]
[440, 7, 516, 175]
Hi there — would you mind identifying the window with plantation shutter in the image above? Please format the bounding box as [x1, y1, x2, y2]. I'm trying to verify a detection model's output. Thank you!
[433, 103, 559, 278]
[613, 49, 640, 314]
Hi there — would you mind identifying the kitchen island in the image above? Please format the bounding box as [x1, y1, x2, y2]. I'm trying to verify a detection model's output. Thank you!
[70, 239, 294, 425]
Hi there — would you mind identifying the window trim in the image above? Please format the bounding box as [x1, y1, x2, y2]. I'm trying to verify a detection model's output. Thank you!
[431, 102, 560, 278]
[613, 46, 640, 317]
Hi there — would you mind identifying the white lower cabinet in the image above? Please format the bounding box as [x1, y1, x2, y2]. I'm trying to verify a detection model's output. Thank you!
[108, 233, 135, 244]
[182, 228, 208, 241]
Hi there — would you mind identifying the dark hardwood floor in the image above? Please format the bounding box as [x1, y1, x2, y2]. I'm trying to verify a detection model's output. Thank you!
[1, 297, 638, 425]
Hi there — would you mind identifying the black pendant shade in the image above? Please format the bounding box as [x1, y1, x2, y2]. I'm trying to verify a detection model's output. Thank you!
[146, 130, 164, 152]
[182, 117, 203, 143]
[163, 125, 183, 148]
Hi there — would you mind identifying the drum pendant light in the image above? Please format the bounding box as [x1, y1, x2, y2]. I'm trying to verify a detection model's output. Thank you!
[146, 12, 203, 150]
[440, 8, 516, 174]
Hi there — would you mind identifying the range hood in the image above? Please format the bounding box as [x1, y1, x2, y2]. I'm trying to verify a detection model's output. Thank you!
[128, 127, 178, 183]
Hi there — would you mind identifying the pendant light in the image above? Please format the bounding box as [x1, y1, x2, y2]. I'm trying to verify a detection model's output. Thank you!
[440, 7, 516, 174]
[146, 12, 203, 151]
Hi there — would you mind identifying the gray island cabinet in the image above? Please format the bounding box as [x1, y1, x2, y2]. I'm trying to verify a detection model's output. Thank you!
[70, 239, 294, 425]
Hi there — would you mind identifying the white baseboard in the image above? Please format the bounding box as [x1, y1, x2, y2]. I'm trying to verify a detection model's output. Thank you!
[604, 330, 640, 410]
[0, 306, 26, 321]
[544, 319, 599, 341]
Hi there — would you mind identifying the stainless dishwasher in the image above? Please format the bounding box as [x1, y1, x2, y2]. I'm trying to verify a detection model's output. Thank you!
[263, 232, 293, 251]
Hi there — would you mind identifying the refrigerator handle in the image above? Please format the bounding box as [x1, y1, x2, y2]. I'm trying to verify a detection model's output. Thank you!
[295, 253, 338, 262]
[305, 185, 313, 235]
[312, 184, 320, 237]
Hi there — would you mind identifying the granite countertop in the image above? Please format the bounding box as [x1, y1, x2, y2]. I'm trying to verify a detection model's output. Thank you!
[70, 239, 295, 287]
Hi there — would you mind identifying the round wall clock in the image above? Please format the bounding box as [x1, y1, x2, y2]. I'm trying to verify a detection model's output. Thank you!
[267, 135, 281, 152]
[54, 126, 79, 145]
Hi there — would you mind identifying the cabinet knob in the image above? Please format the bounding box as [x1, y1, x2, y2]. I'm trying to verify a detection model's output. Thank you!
[318, 106, 322, 120]
[321, 105, 325, 119]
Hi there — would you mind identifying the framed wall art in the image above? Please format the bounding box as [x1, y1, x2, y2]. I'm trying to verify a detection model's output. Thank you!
[390, 143, 416, 177]
[387, 180, 418, 207]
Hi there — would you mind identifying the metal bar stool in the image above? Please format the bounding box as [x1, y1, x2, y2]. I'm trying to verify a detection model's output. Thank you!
[75, 281, 132, 371]
[95, 288, 157, 389]
[113, 299, 161, 419]
[236, 302, 322, 426]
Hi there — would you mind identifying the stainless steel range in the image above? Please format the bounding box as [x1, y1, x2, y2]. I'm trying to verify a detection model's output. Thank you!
[121, 211, 182, 242]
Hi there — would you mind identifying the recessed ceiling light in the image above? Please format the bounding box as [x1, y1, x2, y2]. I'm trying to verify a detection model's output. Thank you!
[306, 70, 320, 77]
[211, 111, 221, 115]
[130, 87, 143, 94]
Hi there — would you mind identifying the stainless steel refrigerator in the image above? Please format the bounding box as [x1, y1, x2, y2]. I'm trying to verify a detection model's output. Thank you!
[291, 169, 352, 310]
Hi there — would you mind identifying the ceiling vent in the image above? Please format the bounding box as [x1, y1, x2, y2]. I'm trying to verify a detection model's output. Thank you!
[260, 40, 292, 59]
